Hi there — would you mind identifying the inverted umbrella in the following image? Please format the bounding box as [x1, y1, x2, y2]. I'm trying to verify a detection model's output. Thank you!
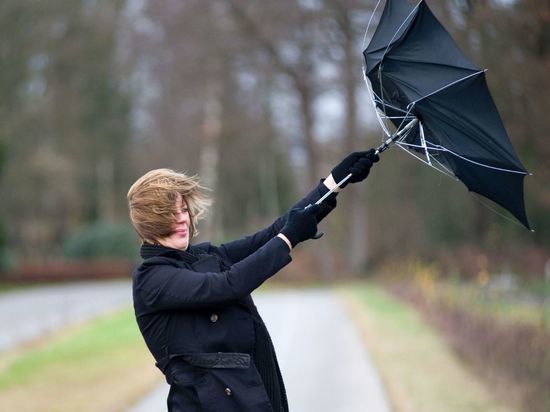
[316, 0, 531, 230]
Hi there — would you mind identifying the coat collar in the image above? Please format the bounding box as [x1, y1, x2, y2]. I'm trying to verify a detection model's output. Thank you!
[140, 243, 201, 264]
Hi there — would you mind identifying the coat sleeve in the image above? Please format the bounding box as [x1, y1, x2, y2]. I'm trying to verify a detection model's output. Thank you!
[134, 237, 292, 311]
[214, 181, 337, 264]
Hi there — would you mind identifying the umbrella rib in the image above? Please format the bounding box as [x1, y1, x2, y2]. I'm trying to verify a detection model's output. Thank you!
[377, 66, 389, 126]
[375, 117, 419, 155]
[362, 0, 384, 49]
[382, 1, 423, 60]
[419, 122, 432, 165]
[384, 57, 479, 73]
[394, 103, 416, 136]
[376, 102, 411, 115]
[397, 142, 532, 230]
[471, 194, 535, 232]
[370, 88, 415, 116]
[366, 79, 417, 140]
[429, 152, 459, 178]
[365, 74, 393, 137]
[422, 142, 527, 175]
[398, 139, 528, 176]
[395, 142, 458, 180]
[409, 70, 485, 107]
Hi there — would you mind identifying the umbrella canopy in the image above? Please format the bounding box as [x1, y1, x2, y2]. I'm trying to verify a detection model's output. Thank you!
[363, 0, 531, 230]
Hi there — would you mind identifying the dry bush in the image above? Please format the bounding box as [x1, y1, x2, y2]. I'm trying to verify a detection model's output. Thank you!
[388, 282, 550, 412]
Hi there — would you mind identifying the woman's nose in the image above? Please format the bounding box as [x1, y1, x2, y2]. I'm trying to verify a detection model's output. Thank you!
[175, 210, 187, 222]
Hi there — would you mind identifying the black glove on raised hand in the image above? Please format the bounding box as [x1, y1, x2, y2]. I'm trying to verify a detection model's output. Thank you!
[280, 205, 321, 248]
[331, 149, 380, 188]
[316, 192, 337, 223]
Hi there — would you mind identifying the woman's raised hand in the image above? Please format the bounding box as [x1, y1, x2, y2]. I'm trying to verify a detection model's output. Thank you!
[330, 149, 380, 188]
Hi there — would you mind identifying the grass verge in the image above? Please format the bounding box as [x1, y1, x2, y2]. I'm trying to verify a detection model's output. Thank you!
[0, 307, 162, 412]
[421, 280, 549, 328]
[339, 283, 517, 412]
[388, 280, 550, 412]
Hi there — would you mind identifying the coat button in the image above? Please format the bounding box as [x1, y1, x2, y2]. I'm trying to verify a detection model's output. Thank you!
[210, 313, 218, 323]
[224, 387, 232, 396]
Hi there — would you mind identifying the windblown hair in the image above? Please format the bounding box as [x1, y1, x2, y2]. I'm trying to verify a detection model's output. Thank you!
[127, 168, 211, 244]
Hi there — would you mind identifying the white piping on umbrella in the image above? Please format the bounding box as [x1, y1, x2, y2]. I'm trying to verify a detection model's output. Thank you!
[378, 1, 422, 120]
[362, 0, 384, 49]
[395, 141, 459, 181]
[398, 141, 529, 175]
[408, 69, 487, 107]
[364, 74, 417, 143]
[419, 122, 432, 165]
[364, 70, 393, 138]
[381, 0, 422, 59]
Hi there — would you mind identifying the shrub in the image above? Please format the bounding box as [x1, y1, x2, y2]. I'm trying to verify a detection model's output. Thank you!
[61, 222, 140, 261]
[388, 281, 550, 412]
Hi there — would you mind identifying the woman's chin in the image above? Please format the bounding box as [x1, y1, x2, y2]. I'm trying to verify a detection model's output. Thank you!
[159, 236, 189, 250]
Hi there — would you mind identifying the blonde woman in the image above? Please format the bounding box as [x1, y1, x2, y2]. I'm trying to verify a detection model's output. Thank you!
[127, 150, 378, 412]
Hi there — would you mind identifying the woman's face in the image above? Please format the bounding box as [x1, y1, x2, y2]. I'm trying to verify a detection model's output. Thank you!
[158, 192, 191, 250]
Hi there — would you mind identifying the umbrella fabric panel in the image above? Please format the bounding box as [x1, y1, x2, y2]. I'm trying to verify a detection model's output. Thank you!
[366, 0, 479, 104]
[365, 1, 478, 78]
[450, 156, 530, 230]
[369, 70, 413, 116]
[375, 59, 480, 103]
[364, 0, 417, 74]
[413, 72, 528, 173]
[387, 1, 478, 72]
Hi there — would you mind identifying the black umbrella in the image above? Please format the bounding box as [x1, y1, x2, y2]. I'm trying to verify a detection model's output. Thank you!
[355, 0, 531, 230]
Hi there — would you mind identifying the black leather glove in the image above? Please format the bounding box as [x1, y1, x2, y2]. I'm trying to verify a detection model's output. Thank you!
[331, 149, 380, 188]
[280, 205, 321, 247]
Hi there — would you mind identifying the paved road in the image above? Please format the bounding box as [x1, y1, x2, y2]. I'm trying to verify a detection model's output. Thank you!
[0, 280, 132, 351]
[129, 289, 391, 412]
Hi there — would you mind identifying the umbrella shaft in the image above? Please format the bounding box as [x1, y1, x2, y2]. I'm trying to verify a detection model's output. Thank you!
[375, 137, 394, 155]
[313, 119, 418, 206]
[314, 173, 352, 205]
[375, 118, 419, 154]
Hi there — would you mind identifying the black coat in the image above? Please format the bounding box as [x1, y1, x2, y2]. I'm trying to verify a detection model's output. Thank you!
[132, 182, 335, 412]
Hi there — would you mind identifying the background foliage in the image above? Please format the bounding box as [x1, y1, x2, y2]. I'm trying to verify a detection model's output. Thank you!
[0, 0, 548, 277]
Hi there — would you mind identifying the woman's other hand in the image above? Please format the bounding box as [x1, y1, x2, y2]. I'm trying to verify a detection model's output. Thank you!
[278, 205, 321, 248]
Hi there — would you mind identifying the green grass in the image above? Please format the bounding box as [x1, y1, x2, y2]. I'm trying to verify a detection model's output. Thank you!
[0, 308, 142, 388]
[339, 282, 518, 412]
[0, 307, 160, 412]
[433, 281, 549, 328]
[0, 283, 30, 294]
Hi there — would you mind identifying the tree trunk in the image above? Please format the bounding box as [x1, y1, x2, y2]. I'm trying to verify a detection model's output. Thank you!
[199, 88, 221, 241]
[297, 80, 318, 188]
[341, 7, 367, 273]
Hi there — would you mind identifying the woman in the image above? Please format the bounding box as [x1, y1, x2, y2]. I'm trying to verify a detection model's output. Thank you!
[127, 150, 379, 412]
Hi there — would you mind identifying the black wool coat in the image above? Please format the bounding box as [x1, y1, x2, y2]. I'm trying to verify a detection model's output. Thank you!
[132, 182, 336, 412]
